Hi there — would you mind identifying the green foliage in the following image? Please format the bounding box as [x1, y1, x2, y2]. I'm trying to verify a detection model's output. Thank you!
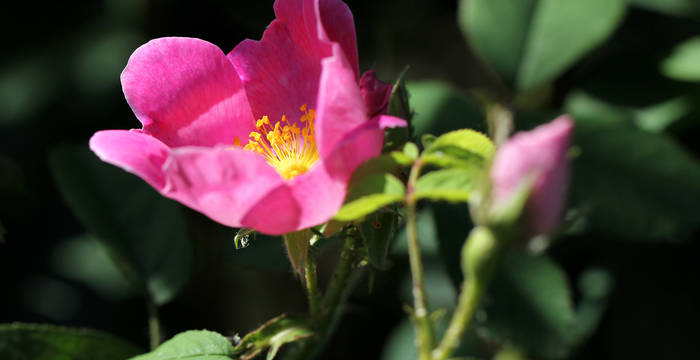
[50, 234, 134, 300]
[233, 314, 313, 360]
[406, 81, 485, 137]
[421, 129, 494, 169]
[49, 145, 192, 305]
[131, 330, 234, 360]
[459, 0, 626, 91]
[335, 174, 405, 221]
[478, 250, 575, 359]
[661, 36, 700, 82]
[0, 323, 142, 360]
[348, 144, 415, 187]
[570, 113, 700, 240]
[414, 169, 476, 203]
[627, 0, 700, 18]
[564, 90, 694, 133]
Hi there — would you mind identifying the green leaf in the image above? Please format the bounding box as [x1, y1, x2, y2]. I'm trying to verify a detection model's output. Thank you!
[335, 174, 405, 221]
[414, 168, 477, 203]
[358, 210, 398, 270]
[348, 150, 413, 188]
[131, 330, 233, 360]
[51, 234, 134, 300]
[478, 250, 576, 359]
[49, 145, 192, 305]
[422, 129, 495, 169]
[662, 36, 700, 82]
[564, 90, 694, 133]
[406, 81, 485, 138]
[233, 314, 313, 360]
[0, 322, 142, 360]
[459, 0, 625, 91]
[570, 268, 613, 346]
[572, 117, 700, 241]
[282, 230, 311, 276]
[627, 0, 700, 18]
[402, 142, 419, 160]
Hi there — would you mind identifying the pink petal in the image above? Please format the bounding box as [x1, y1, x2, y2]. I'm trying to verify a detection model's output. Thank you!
[228, 0, 359, 126]
[273, 0, 359, 77]
[228, 21, 324, 127]
[315, 0, 359, 77]
[122, 37, 254, 147]
[89, 130, 169, 190]
[241, 186, 301, 234]
[289, 116, 388, 230]
[491, 115, 574, 235]
[160, 146, 286, 230]
[315, 44, 370, 158]
[360, 70, 393, 117]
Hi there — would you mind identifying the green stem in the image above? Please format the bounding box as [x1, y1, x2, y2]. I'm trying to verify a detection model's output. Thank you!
[322, 232, 358, 316]
[305, 248, 322, 316]
[431, 280, 483, 360]
[486, 102, 513, 147]
[406, 160, 435, 360]
[146, 297, 161, 350]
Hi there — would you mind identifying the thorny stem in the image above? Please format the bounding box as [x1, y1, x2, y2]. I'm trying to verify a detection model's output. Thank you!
[406, 159, 435, 360]
[322, 232, 359, 318]
[431, 280, 484, 360]
[304, 248, 322, 316]
[146, 296, 161, 350]
[285, 232, 360, 360]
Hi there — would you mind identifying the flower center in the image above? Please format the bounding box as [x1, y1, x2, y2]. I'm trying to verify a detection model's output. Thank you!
[239, 104, 319, 180]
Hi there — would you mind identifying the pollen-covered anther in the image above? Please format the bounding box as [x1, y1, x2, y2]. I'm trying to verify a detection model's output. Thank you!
[242, 104, 319, 180]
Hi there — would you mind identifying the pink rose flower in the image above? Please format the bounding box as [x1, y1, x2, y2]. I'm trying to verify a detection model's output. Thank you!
[89, 0, 406, 235]
[490, 116, 574, 236]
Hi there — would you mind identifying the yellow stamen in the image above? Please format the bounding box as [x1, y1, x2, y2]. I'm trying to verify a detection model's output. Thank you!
[241, 104, 319, 180]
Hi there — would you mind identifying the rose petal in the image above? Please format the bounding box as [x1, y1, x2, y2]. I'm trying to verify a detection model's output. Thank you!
[161, 146, 285, 229]
[315, 44, 370, 158]
[122, 37, 254, 147]
[229, 21, 323, 127]
[274, 0, 359, 77]
[89, 130, 169, 190]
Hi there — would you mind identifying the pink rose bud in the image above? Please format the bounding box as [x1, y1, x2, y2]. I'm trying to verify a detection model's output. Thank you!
[490, 115, 574, 236]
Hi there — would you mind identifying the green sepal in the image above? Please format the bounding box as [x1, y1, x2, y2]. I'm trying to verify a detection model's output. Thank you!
[233, 314, 314, 360]
[283, 230, 312, 276]
[384, 66, 413, 152]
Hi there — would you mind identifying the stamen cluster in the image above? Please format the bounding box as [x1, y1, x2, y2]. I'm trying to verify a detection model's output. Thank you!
[240, 105, 320, 179]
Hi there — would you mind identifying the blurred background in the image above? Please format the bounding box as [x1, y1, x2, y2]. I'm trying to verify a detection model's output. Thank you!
[1, 0, 700, 359]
